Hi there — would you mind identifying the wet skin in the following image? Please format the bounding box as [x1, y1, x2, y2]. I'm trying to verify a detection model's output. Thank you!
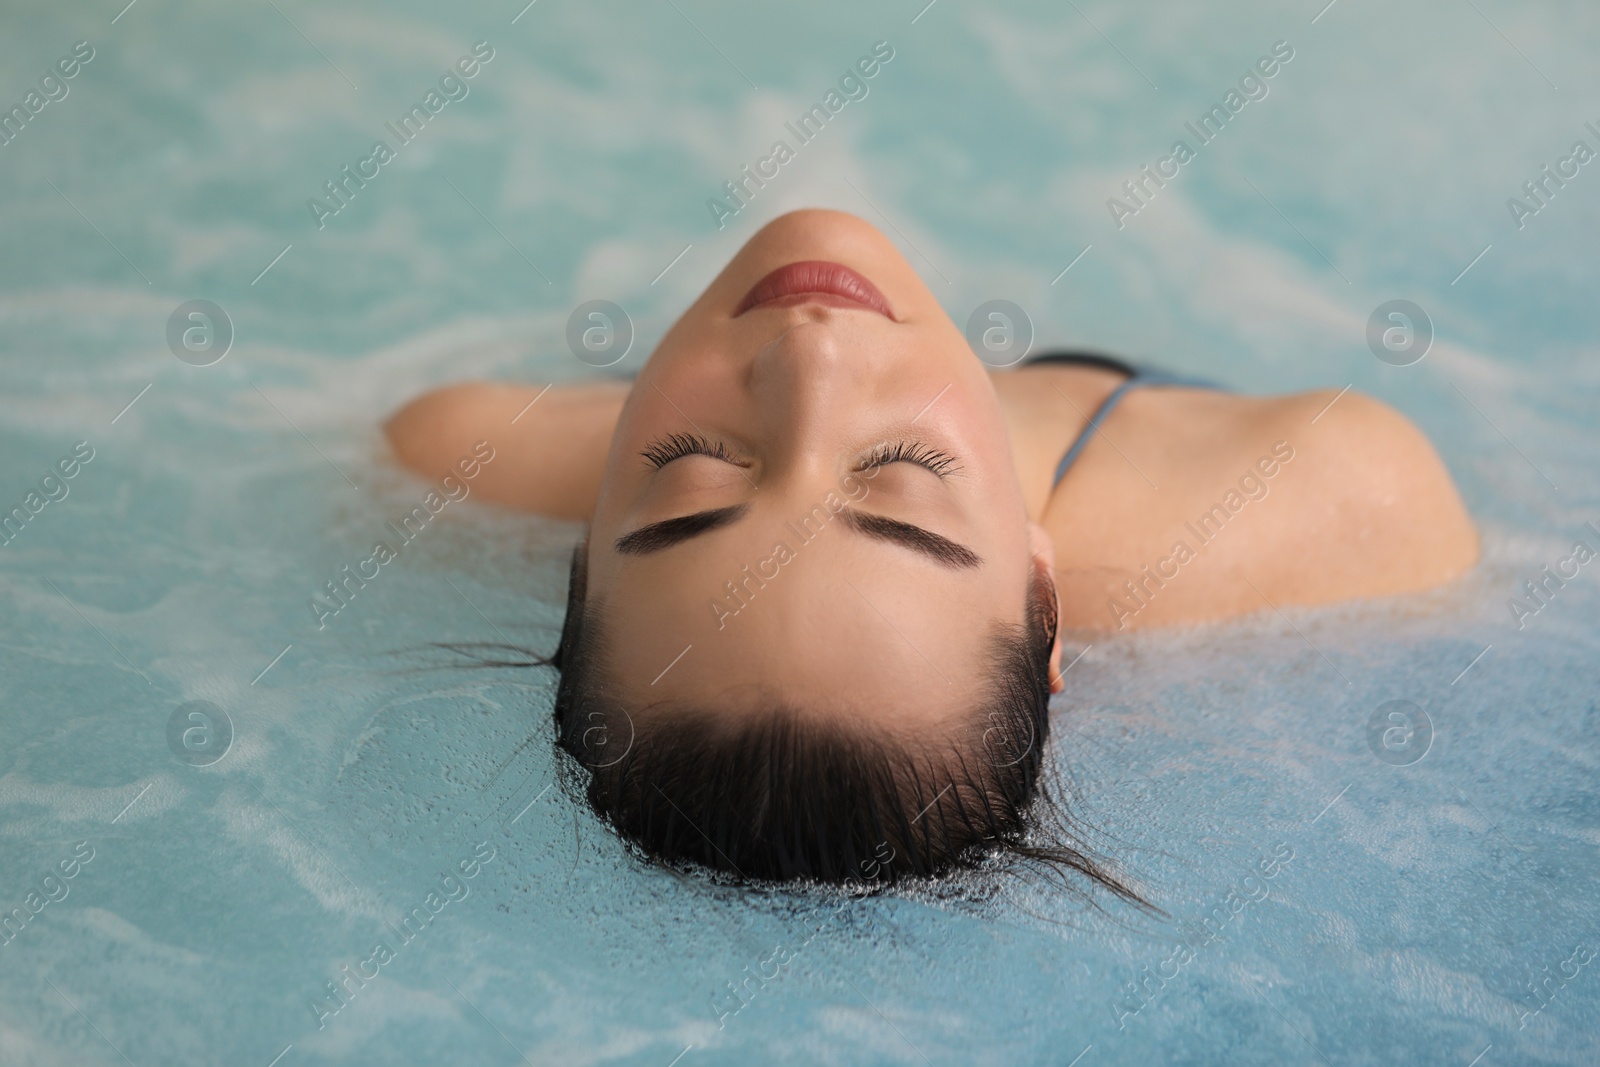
[387, 210, 1479, 705]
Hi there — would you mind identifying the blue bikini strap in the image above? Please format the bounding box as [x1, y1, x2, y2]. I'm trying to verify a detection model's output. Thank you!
[1050, 366, 1221, 487]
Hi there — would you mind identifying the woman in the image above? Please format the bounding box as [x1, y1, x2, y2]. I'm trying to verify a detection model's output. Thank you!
[386, 209, 1477, 895]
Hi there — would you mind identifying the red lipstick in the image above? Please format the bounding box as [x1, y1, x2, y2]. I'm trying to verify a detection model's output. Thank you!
[734, 260, 896, 320]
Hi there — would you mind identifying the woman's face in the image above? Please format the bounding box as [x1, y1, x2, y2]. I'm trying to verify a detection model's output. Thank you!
[586, 210, 1042, 724]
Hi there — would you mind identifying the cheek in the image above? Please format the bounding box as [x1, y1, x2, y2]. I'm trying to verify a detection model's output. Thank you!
[932, 394, 1024, 495]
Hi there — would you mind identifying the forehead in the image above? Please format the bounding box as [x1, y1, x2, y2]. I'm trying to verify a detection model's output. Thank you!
[591, 520, 1009, 720]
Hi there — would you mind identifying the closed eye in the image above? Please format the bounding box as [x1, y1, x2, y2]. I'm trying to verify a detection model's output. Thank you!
[639, 433, 960, 477]
[854, 440, 961, 477]
[640, 432, 750, 469]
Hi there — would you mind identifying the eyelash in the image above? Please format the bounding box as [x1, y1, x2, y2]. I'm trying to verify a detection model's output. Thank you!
[640, 432, 745, 468]
[639, 433, 959, 477]
[856, 440, 961, 477]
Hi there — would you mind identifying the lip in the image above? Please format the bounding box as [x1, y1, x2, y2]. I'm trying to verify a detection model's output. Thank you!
[734, 260, 896, 321]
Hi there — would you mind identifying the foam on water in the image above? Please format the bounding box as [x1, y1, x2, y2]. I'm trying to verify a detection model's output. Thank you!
[1, 1, 1597, 1064]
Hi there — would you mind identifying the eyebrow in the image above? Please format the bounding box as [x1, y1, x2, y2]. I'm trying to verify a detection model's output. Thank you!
[837, 508, 982, 568]
[614, 503, 981, 569]
[614, 504, 749, 554]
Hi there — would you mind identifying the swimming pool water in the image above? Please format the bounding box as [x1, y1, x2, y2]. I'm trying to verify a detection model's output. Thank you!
[1, 1, 1597, 1064]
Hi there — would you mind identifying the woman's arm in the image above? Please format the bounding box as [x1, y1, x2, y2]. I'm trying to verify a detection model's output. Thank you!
[384, 379, 629, 520]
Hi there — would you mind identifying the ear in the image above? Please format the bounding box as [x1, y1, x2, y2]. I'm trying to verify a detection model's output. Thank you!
[1026, 521, 1065, 694]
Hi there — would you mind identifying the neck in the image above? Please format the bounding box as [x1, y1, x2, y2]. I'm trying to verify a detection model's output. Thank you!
[988, 363, 1129, 521]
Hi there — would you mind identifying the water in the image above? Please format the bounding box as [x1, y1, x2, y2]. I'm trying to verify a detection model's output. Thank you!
[1, 1, 1596, 1064]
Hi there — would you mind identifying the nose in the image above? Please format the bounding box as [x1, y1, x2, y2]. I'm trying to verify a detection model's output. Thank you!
[748, 320, 869, 476]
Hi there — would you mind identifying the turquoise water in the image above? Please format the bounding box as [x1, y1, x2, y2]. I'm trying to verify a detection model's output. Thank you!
[2, 1, 1598, 1064]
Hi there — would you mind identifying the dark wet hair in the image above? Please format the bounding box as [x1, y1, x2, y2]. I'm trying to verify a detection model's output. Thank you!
[539, 543, 1149, 905]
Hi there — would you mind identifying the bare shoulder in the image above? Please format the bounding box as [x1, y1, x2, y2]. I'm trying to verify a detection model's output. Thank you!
[385, 380, 544, 484]
[1250, 388, 1480, 598]
[384, 379, 629, 519]
[1047, 383, 1479, 630]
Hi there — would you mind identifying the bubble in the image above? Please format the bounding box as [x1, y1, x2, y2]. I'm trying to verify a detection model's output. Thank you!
[166, 300, 234, 366]
[965, 300, 1034, 368]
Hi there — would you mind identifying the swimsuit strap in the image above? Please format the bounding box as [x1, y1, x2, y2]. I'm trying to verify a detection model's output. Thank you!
[1020, 350, 1224, 487]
